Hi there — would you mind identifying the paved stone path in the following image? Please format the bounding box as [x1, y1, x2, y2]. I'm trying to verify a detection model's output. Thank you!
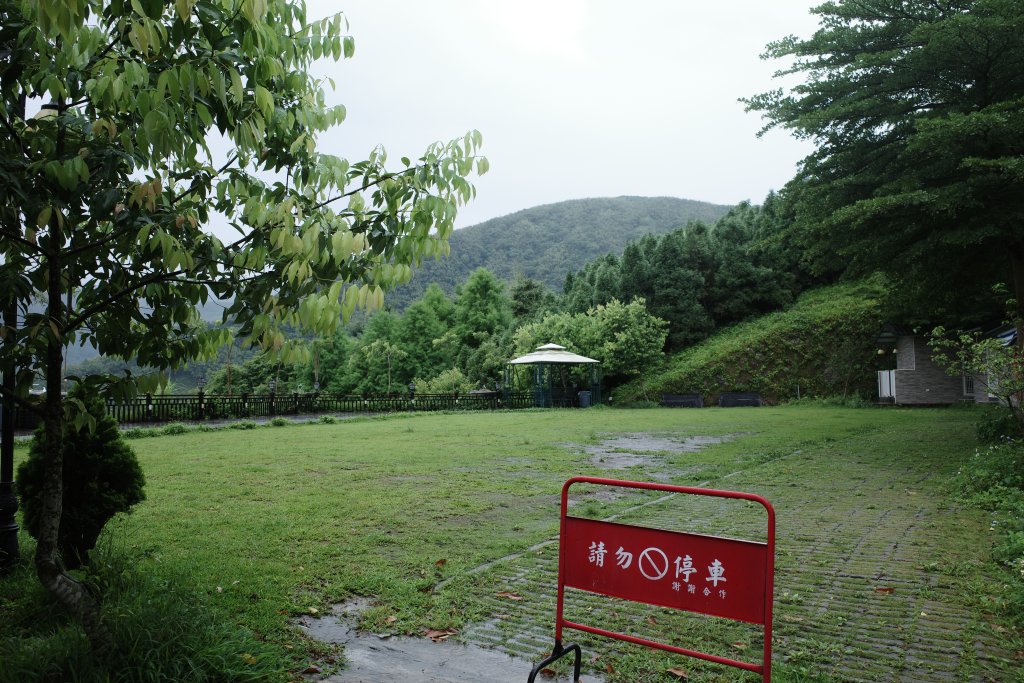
[455, 431, 1019, 682]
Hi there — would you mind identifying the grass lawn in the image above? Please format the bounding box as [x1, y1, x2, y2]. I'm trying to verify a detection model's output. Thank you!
[3, 404, 1022, 681]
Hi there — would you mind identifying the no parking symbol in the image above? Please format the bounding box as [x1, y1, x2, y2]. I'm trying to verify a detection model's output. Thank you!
[637, 547, 669, 580]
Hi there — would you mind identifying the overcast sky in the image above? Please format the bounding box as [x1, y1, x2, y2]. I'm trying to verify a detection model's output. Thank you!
[305, 1, 823, 228]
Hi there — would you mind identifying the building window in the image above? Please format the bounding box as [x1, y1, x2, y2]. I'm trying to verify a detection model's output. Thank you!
[963, 374, 975, 396]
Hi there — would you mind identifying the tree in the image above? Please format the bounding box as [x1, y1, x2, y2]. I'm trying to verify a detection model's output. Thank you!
[513, 298, 667, 388]
[17, 387, 145, 569]
[453, 268, 511, 350]
[413, 366, 473, 394]
[397, 283, 455, 379]
[582, 298, 668, 384]
[0, 0, 484, 648]
[353, 338, 408, 395]
[509, 275, 556, 323]
[930, 325, 1024, 433]
[205, 354, 300, 394]
[618, 236, 656, 305]
[744, 0, 1024, 329]
[347, 310, 405, 394]
[751, 190, 820, 294]
[306, 329, 358, 393]
[708, 202, 794, 325]
[649, 229, 713, 349]
[563, 254, 620, 314]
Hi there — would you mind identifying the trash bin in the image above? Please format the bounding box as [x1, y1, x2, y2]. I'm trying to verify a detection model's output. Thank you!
[577, 391, 592, 408]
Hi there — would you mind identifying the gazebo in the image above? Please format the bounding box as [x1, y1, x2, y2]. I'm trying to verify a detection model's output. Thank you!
[505, 343, 602, 408]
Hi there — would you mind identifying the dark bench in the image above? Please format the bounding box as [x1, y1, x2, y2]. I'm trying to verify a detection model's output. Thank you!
[718, 391, 764, 407]
[660, 393, 704, 408]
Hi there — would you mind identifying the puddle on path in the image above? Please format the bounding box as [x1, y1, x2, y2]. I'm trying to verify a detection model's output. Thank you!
[298, 598, 600, 683]
[574, 433, 733, 482]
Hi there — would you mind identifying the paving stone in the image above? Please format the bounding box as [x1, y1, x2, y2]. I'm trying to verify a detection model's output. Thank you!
[453, 432, 1019, 681]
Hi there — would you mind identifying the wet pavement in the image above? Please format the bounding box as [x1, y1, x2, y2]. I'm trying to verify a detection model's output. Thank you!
[298, 598, 601, 683]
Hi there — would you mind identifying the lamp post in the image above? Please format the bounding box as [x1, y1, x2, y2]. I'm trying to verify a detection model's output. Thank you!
[197, 375, 206, 420]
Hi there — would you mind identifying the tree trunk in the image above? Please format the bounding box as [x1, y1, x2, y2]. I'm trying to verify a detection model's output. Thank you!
[35, 277, 110, 654]
[34, 98, 110, 651]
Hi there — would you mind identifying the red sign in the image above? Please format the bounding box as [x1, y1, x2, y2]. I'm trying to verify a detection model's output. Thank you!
[546, 477, 776, 681]
[562, 516, 768, 624]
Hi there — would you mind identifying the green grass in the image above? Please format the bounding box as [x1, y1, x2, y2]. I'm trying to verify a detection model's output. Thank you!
[0, 536, 285, 682]
[118, 408, 900, 634]
[3, 405, 1022, 681]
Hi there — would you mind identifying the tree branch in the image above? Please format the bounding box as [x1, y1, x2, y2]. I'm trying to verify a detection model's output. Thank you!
[0, 112, 26, 156]
[63, 224, 138, 260]
[0, 383, 44, 418]
[169, 153, 239, 205]
[65, 269, 186, 331]
[1, 230, 48, 258]
[312, 165, 423, 211]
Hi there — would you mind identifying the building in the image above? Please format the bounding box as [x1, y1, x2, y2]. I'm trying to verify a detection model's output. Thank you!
[876, 325, 1002, 406]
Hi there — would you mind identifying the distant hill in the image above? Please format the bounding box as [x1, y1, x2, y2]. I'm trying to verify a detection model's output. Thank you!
[387, 196, 732, 309]
[58, 196, 729, 365]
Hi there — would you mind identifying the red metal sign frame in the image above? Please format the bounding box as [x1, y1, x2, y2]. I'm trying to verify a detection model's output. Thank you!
[554, 476, 776, 681]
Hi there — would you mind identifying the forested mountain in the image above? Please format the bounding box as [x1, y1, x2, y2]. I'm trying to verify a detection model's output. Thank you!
[562, 198, 823, 351]
[386, 196, 731, 309]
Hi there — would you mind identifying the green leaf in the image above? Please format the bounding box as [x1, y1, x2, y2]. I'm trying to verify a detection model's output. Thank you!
[254, 84, 273, 119]
[143, 109, 163, 144]
[36, 206, 52, 229]
[229, 68, 244, 102]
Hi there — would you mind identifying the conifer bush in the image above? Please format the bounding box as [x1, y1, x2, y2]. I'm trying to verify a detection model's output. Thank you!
[16, 388, 146, 569]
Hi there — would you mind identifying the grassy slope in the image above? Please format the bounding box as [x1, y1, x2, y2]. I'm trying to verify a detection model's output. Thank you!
[618, 280, 888, 404]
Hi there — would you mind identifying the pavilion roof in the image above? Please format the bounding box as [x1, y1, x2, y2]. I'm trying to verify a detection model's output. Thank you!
[508, 343, 600, 365]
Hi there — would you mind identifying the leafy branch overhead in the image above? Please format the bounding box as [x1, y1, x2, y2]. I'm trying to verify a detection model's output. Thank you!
[1, 0, 487, 404]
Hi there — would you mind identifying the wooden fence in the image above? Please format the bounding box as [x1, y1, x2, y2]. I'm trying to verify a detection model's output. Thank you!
[10, 390, 543, 432]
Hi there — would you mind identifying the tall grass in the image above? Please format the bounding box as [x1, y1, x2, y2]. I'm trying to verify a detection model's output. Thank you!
[0, 531, 288, 683]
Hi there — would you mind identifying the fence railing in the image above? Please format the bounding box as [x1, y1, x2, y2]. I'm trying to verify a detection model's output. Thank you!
[10, 390, 543, 432]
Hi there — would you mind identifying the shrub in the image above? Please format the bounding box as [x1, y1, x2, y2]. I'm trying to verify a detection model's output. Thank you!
[953, 443, 1024, 626]
[229, 421, 258, 430]
[268, 417, 290, 427]
[16, 388, 146, 569]
[800, 395, 875, 409]
[976, 405, 1020, 444]
[161, 422, 189, 435]
[414, 367, 475, 395]
[618, 399, 659, 409]
[318, 415, 337, 424]
[122, 427, 149, 439]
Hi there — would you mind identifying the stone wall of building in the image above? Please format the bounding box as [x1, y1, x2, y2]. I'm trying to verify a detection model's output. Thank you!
[894, 336, 967, 405]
